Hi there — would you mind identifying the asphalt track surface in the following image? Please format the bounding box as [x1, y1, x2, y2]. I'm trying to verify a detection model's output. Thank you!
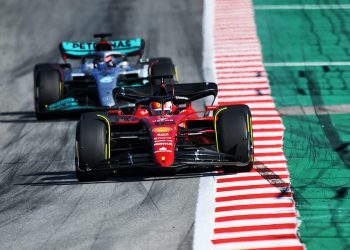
[0, 1, 204, 249]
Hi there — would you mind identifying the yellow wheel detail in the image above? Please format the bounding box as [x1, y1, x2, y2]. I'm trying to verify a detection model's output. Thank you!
[174, 66, 179, 81]
[59, 81, 63, 98]
[97, 115, 111, 159]
[104, 143, 108, 160]
[214, 107, 227, 152]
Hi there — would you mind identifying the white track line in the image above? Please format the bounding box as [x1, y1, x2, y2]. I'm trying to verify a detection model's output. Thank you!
[255, 4, 350, 10]
[265, 61, 350, 67]
[193, 0, 217, 249]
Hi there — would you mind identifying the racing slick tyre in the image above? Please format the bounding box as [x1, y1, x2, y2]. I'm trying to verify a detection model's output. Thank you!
[34, 64, 63, 119]
[80, 111, 108, 120]
[216, 105, 254, 173]
[75, 118, 108, 182]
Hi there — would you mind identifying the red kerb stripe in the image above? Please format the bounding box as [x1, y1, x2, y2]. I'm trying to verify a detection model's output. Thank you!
[216, 183, 289, 192]
[254, 152, 285, 157]
[214, 223, 297, 234]
[217, 174, 289, 183]
[255, 160, 287, 165]
[253, 120, 282, 125]
[254, 144, 283, 149]
[216, 192, 292, 202]
[212, 234, 298, 244]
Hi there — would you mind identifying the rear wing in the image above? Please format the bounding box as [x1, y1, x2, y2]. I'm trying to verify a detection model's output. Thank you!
[59, 38, 145, 59]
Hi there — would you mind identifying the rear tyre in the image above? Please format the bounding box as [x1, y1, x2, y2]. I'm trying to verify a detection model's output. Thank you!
[75, 118, 108, 182]
[34, 64, 63, 119]
[216, 105, 254, 173]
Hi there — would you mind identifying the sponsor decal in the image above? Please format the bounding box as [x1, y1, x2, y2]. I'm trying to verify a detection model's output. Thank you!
[154, 142, 173, 146]
[71, 40, 132, 50]
[100, 76, 113, 83]
[155, 149, 172, 153]
[155, 133, 170, 137]
[112, 40, 131, 48]
[154, 137, 172, 140]
[72, 42, 95, 50]
[153, 127, 173, 133]
[175, 96, 189, 100]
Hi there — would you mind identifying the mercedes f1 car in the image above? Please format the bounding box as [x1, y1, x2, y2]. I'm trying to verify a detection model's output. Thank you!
[75, 78, 254, 181]
[34, 33, 176, 119]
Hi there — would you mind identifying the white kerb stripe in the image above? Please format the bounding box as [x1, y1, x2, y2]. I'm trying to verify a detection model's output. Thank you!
[216, 187, 290, 197]
[216, 208, 296, 217]
[216, 179, 291, 189]
[215, 217, 298, 228]
[211, 239, 303, 250]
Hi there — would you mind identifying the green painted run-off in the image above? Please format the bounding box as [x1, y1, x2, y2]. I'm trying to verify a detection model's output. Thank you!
[254, 1, 350, 249]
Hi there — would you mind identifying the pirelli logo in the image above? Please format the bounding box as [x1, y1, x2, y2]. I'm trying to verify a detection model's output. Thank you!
[153, 127, 173, 133]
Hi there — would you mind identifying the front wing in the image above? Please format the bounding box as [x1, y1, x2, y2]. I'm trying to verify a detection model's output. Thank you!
[78, 148, 251, 173]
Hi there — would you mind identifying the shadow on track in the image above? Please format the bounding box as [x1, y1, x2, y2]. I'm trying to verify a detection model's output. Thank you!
[0, 111, 81, 123]
[15, 168, 221, 186]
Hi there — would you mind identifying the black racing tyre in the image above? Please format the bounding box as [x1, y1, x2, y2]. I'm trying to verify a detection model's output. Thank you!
[75, 118, 108, 182]
[216, 105, 254, 172]
[34, 64, 63, 119]
[80, 111, 108, 120]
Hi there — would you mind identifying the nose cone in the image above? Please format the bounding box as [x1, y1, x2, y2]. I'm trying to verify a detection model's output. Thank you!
[154, 151, 175, 167]
[99, 88, 115, 107]
[97, 75, 116, 107]
[152, 126, 176, 168]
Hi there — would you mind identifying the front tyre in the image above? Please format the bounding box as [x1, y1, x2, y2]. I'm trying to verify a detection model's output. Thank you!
[216, 105, 254, 173]
[75, 118, 108, 182]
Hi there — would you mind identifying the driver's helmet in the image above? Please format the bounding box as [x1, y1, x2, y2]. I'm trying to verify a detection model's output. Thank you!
[149, 101, 173, 115]
[104, 54, 114, 67]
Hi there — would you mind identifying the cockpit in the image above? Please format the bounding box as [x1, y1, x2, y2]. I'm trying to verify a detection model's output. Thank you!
[81, 52, 130, 70]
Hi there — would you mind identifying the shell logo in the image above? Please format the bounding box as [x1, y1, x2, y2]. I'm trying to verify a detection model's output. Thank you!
[153, 127, 172, 133]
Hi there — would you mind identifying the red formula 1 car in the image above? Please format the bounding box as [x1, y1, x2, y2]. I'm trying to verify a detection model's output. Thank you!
[75, 79, 254, 181]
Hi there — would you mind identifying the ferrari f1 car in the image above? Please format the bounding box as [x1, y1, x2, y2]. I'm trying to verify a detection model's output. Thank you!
[75, 78, 254, 181]
[34, 33, 176, 119]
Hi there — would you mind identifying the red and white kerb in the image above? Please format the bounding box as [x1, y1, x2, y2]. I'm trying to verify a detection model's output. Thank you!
[194, 0, 305, 249]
